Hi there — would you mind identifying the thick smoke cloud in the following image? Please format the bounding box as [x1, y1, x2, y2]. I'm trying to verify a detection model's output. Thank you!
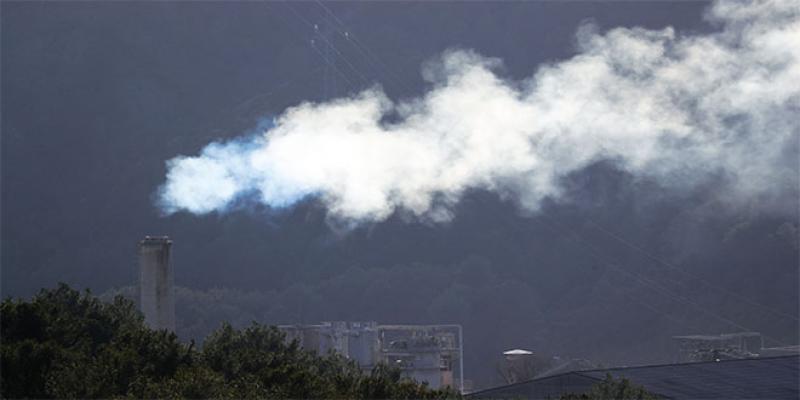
[159, 0, 799, 222]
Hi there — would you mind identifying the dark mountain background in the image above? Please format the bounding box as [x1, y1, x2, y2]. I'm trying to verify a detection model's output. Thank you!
[2, 1, 797, 389]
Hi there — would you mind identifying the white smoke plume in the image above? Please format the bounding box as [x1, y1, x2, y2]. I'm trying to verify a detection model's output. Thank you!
[159, 0, 799, 222]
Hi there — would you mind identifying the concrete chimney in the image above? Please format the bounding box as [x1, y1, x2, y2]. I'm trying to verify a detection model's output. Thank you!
[138, 236, 175, 332]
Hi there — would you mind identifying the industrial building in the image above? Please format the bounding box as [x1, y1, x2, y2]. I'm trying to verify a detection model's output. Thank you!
[281, 321, 381, 369]
[279, 322, 463, 392]
[138, 236, 175, 332]
[468, 355, 800, 399]
[672, 332, 763, 362]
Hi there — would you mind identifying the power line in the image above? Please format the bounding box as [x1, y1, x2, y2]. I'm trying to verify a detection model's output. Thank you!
[228, 66, 325, 119]
[586, 218, 799, 323]
[281, 2, 362, 96]
[499, 210, 713, 341]
[283, 2, 375, 97]
[537, 214, 790, 347]
[310, 39, 357, 91]
[315, 25, 372, 87]
[312, 0, 417, 95]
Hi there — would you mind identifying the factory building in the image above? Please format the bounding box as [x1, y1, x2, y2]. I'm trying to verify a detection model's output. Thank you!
[281, 321, 381, 369]
[672, 331, 800, 362]
[138, 236, 175, 332]
[279, 322, 464, 392]
[672, 332, 763, 362]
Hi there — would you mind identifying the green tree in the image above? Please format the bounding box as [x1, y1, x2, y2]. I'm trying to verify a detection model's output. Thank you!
[1, 283, 192, 398]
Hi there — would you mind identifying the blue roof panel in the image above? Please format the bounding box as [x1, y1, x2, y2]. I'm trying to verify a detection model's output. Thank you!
[579, 356, 800, 400]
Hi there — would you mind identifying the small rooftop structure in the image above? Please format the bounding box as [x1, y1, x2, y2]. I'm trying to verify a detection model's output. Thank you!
[503, 349, 533, 356]
[468, 355, 800, 399]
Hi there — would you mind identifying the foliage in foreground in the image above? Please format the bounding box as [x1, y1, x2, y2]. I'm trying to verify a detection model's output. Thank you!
[559, 373, 660, 400]
[1, 284, 458, 399]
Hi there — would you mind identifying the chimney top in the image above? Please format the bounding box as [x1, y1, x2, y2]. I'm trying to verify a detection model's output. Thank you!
[139, 236, 172, 246]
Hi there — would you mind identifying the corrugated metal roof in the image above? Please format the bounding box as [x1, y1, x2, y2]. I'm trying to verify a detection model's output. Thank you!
[469, 355, 799, 399]
[468, 372, 599, 399]
[672, 332, 762, 340]
[581, 355, 799, 399]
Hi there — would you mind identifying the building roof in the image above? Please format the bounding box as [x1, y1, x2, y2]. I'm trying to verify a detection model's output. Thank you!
[535, 358, 596, 378]
[468, 355, 799, 399]
[761, 346, 800, 357]
[503, 349, 533, 355]
[672, 332, 761, 341]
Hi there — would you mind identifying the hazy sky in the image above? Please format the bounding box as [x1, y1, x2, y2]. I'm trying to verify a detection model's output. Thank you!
[2, 1, 719, 295]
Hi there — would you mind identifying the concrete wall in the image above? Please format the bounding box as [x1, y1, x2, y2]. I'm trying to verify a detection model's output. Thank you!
[405, 352, 444, 388]
[348, 328, 379, 368]
[138, 236, 175, 332]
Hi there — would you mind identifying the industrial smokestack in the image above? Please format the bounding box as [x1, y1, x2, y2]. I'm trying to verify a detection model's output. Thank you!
[138, 236, 175, 332]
